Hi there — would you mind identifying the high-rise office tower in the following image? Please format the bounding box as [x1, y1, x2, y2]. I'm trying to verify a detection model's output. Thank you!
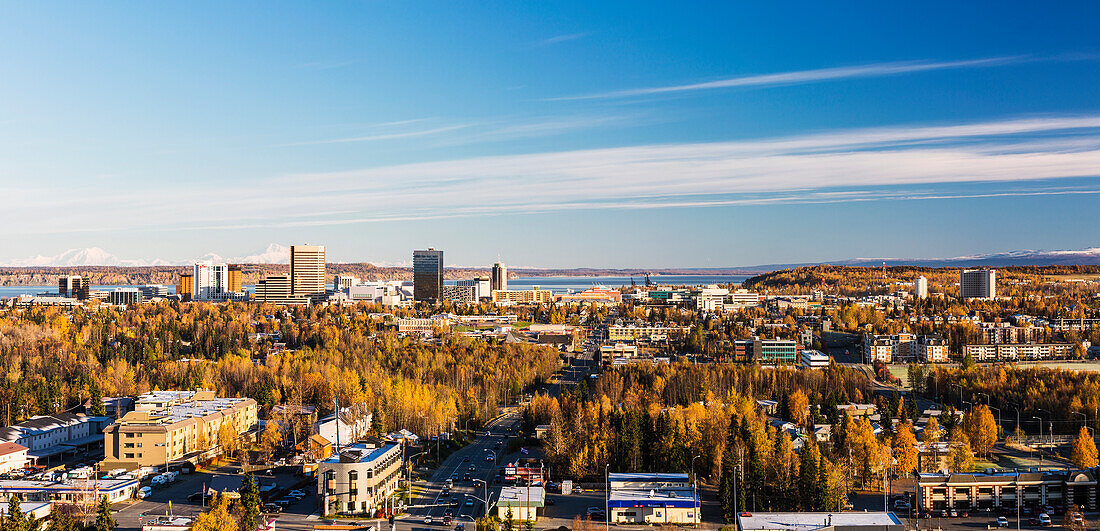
[290, 245, 326, 297]
[58, 275, 90, 300]
[193, 261, 229, 300]
[914, 276, 928, 299]
[177, 272, 194, 301]
[491, 262, 507, 292]
[413, 248, 444, 302]
[959, 269, 996, 299]
[256, 274, 292, 303]
[227, 264, 243, 293]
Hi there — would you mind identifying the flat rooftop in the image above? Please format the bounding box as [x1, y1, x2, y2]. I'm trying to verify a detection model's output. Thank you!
[498, 486, 545, 507]
[322, 441, 399, 464]
[738, 512, 902, 531]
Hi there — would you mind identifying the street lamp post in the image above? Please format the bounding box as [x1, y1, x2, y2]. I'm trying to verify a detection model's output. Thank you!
[605, 464, 610, 531]
[1032, 416, 1044, 467]
[1037, 409, 1053, 443]
[690, 455, 702, 525]
[987, 405, 1003, 437]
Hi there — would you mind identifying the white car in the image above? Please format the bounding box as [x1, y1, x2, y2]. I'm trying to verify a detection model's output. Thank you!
[424, 516, 433, 524]
[137, 486, 152, 499]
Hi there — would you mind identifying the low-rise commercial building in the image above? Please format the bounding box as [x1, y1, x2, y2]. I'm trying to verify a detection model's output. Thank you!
[737, 512, 903, 531]
[801, 350, 830, 369]
[497, 486, 544, 522]
[318, 440, 402, 516]
[917, 470, 1098, 512]
[732, 338, 799, 365]
[102, 390, 257, 469]
[608, 473, 697, 524]
[0, 413, 107, 464]
[558, 287, 622, 305]
[0, 477, 140, 505]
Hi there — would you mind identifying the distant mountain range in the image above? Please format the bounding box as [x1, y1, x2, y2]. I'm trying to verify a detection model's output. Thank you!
[738, 247, 1100, 271]
[5, 245, 1100, 272]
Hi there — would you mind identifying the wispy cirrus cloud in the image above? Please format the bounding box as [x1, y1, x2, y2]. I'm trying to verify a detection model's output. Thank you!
[538, 32, 592, 46]
[288, 124, 474, 145]
[546, 56, 1028, 101]
[9, 114, 1100, 235]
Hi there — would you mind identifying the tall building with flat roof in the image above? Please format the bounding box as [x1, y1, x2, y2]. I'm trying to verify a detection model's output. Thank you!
[193, 261, 229, 300]
[491, 262, 507, 292]
[177, 272, 194, 301]
[960, 269, 995, 299]
[290, 245, 326, 297]
[914, 276, 928, 299]
[413, 249, 443, 302]
[227, 264, 243, 293]
[58, 275, 90, 300]
[256, 275, 306, 305]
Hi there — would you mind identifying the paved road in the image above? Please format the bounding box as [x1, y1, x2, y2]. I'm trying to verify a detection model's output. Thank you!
[407, 411, 522, 526]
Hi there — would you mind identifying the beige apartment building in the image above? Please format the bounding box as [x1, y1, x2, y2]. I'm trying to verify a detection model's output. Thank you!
[102, 390, 257, 469]
[492, 287, 554, 304]
[319, 439, 403, 516]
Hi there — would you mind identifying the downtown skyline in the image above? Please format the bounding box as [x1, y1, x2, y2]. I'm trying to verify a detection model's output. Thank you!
[3, 2, 1100, 268]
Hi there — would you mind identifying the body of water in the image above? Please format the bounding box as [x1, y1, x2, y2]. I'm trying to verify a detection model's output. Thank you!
[0, 275, 749, 298]
[507, 275, 749, 294]
[0, 285, 178, 298]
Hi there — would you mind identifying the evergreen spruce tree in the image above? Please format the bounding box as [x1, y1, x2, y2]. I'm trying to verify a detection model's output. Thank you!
[94, 496, 115, 531]
[239, 473, 262, 531]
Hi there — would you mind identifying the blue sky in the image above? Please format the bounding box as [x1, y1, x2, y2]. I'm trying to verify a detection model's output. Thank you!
[2, 2, 1100, 267]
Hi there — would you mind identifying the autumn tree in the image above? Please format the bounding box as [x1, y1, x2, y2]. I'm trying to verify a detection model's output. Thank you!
[1070, 427, 1098, 468]
[260, 421, 282, 462]
[788, 390, 809, 426]
[893, 421, 919, 476]
[948, 428, 975, 473]
[191, 493, 238, 531]
[963, 405, 997, 457]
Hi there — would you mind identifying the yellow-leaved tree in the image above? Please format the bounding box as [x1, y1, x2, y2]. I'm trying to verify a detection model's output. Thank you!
[1070, 426, 1098, 468]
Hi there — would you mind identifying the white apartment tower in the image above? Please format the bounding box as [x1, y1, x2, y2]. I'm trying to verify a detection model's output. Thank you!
[959, 269, 995, 300]
[291, 245, 327, 297]
[914, 276, 928, 299]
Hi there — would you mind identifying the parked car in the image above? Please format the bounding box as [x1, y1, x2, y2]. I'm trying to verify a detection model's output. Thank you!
[272, 498, 294, 508]
[587, 507, 606, 520]
[995, 517, 1009, 528]
[288, 489, 307, 498]
[443, 516, 453, 525]
[151, 474, 168, 487]
[137, 486, 152, 499]
[263, 504, 282, 514]
[1039, 513, 1051, 526]
[424, 516, 433, 525]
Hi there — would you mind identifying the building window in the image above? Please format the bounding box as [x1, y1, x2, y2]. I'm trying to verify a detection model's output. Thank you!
[348, 502, 355, 512]
[349, 471, 358, 481]
[124, 453, 134, 459]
